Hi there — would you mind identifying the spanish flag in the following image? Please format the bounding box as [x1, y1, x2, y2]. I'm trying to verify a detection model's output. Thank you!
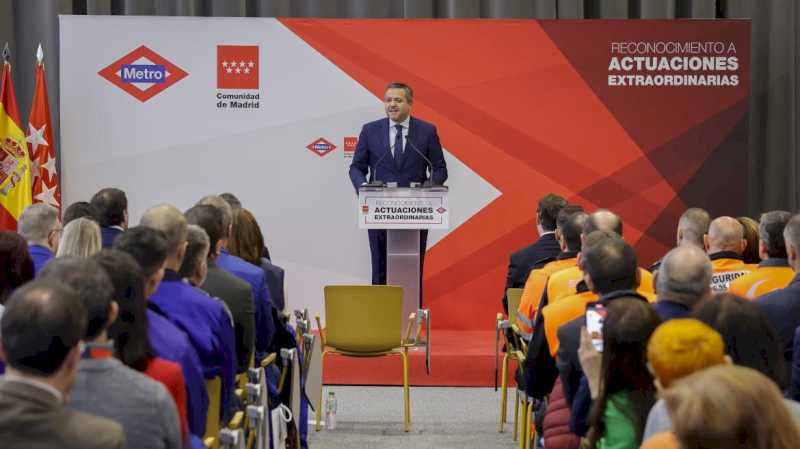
[0, 52, 33, 231]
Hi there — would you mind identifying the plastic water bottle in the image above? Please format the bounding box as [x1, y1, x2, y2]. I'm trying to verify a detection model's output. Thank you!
[325, 391, 337, 430]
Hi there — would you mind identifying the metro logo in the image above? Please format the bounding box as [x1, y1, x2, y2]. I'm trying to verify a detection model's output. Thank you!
[306, 138, 336, 157]
[98, 46, 188, 102]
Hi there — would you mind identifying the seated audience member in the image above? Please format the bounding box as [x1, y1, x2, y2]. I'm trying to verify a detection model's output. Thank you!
[17, 203, 60, 274]
[642, 319, 727, 440]
[114, 226, 209, 437]
[220, 192, 271, 261]
[546, 210, 654, 305]
[756, 213, 800, 382]
[649, 207, 711, 273]
[186, 205, 255, 373]
[516, 206, 586, 340]
[0, 281, 124, 449]
[63, 201, 99, 225]
[94, 249, 190, 446]
[652, 246, 711, 320]
[39, 258, 181, 449]
[738, 216, 761, 265]
[501, 193, 565, 313]
[696, 294, 790, 393]
[140, 204, 237, 414]
[579, 298, 661, 449]
[642, 366, 800, 449]
[90, 187, 128, 248]
[179, 224, 235, 322]
[0, 232, 35, 311]
[197, 195, 273, 359]
[56, 217, 101, 258]
[229, 208, 287, 313]
[704, 216, 753, 291]
[729, 210, 793, 299]
[794, 326, 800, 401]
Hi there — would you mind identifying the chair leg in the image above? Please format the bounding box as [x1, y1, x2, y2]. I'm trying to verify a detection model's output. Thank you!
[513, 389, 519, 442]
[315, 351, 327, 432]
[519, 394, 528, 449]
[402, 351, 410, 432]
[499, 353, 509, 432]
[524, 399, 533, 449]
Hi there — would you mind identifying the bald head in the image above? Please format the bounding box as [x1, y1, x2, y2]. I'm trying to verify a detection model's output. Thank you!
[656, 246, 712, 306]
[583, 209, 623, 237]
[704, 216, 746, 255]
[677, 208, 710, 248]
[140, 204, 188, 258]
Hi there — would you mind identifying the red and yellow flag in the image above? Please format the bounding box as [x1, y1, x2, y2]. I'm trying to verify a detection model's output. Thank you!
[0, 58, 33, 230]
[27, 47, 60, 212]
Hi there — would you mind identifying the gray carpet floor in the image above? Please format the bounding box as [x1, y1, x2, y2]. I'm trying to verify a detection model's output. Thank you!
[306, 386, 521, 449]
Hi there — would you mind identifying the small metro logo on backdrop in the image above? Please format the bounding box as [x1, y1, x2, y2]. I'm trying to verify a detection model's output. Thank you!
[217, 45, 259, 89]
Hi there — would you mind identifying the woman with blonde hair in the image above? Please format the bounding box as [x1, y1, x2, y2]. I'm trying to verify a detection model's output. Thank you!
[643, 365, 800, 449]
[56, 216, 102, 258]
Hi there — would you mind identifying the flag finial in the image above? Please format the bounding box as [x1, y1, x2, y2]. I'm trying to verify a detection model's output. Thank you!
[36, 44, 43, 65]
[2, 43, 9, 62]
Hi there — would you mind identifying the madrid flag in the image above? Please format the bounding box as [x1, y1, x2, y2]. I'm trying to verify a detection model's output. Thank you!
[0, 57, 33, 231]
[27, 47, 60, 211]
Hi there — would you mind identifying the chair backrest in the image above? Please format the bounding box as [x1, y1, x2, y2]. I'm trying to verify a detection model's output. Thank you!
[205, 376, 221, 449]
[506, 288, 524, 326]
[324, 285, 403, 353]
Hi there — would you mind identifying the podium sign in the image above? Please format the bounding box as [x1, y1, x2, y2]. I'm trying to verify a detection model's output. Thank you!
[358, 186, 449, 230]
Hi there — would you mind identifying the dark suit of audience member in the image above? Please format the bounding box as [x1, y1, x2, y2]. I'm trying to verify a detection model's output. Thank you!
[260, 258, 286, 312]
[91, 187, 128, 248]
[503, 232, 561, 314]
[757, 274, 800, 384]
[791, 325, 800, 401]
[100, 226, 124, 248]
[202, 261, 256, 373]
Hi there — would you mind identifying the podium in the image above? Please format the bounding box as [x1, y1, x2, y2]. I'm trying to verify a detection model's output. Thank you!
[358, 185, 449, 328]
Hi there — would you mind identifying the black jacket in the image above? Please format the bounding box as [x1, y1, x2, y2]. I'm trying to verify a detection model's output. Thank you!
[503, 232, 561, 313]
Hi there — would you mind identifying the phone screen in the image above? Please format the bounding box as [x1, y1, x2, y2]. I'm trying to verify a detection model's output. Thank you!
[585, 302, 608, 352]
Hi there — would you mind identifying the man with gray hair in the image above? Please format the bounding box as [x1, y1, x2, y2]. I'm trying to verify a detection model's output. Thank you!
[704, 216, 753, 292]
[197, 195, 273, 361]
[653, 245, 712, 320]
[729, 211, 794, 299]
[141, 204, 237, 416]
[757, 214, 800, 384]
[17, 203, 61, 274]
[677, 208, 711, 248]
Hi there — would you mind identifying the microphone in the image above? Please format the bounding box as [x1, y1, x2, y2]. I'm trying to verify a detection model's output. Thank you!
[405, 133, 438, 187]
[361, 141, 396, 187]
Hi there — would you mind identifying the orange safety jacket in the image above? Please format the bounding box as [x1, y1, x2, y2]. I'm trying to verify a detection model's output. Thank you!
[546, 266, 655, 305]
[709, 251, 755, 292]
[727, 259, 795, 299]
[543, 287, 656, 356]
[515, 252, 578, 340]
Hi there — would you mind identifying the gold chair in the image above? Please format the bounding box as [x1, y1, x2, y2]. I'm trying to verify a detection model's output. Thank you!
[498, 287, 525, 433]
[315, 285, 416, 432]
[204, 376, 222, 449]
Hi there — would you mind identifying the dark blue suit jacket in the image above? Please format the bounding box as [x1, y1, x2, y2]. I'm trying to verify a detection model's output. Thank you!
[502, 232, 560, 313]
[101, 226, 123, 248]
[349, 116, 448, 190]
[757, 273, 800, 385]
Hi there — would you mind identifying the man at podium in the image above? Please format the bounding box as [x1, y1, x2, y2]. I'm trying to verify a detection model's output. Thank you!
[349, 82, 448, 285]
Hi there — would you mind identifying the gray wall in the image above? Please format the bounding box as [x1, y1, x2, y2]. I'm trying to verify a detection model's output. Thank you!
[2, 0, 797, 214]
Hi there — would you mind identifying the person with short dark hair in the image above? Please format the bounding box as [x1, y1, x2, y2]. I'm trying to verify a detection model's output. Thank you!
[501, 193, 566, 313]
[0, 281, 124, 449]
[63, 201, 99, 225]
[90, 187, 128, 248]
[0, 231, 35, 308]
[348, 82, 448, 286]
[140, 204, 237, 418]
[94, 249, 190, 446]
[704, 216, 753, 291]
[17, 203, 61, 274]
[114, 226, 210, 438]
[729, 210, 793, 299]
[39, 257, 181, 449]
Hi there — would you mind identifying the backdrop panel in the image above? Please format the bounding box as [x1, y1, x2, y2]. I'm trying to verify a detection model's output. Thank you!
[60, 17, 749, 330]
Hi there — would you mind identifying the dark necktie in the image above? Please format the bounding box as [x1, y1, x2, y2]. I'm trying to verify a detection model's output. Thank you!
[394, 124, 404, 161]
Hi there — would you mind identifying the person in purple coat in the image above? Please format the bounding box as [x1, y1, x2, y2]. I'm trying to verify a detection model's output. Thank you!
[17, 204, 60, 274]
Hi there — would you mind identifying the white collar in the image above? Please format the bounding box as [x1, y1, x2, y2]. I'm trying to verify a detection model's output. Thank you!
[3, 374, 64, 403]
[110, 225, 125, 231]
[540, 231, 555, 236]
[390, 116, 410, 129]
